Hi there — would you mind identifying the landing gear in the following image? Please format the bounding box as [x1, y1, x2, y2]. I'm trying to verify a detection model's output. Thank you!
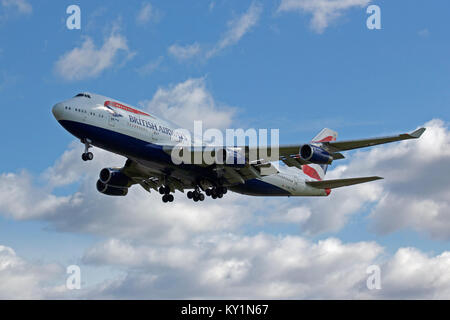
[187, 187, 205, 202]
[162, 194, 174, 203]
[159, 186, 174, 202]
[81, 139, 94, 161]
[81, 152, 94, 161]
[205, 186, 227, 200]
[159, 185, 170, 195]
[187, 186, 226, 202]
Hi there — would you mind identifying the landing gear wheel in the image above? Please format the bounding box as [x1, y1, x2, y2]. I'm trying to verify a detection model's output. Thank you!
[81, 152, 93, 161]
[187, 191, 193, 199]
[217, 193, 223, 199]
[199, 193, 205, 201]
[81, 139, 93, 162]
[167, 194, 174, 202]
[205, 189, 211, 196]
[162, 194, 168, 203]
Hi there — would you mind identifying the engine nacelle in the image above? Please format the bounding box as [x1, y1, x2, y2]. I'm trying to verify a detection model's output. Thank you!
[96, 180, 128, 196]
[99, 168, 131, 187]
[300, 144, 333, 165]
[215, 148, 246, 167]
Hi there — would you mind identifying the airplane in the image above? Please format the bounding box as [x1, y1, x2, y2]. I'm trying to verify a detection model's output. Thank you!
[52, 92, 426, 203]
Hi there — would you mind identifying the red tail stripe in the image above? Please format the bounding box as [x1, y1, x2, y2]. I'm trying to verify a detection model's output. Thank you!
[302, 165, 322, 181]
[313, 135, 336, 143]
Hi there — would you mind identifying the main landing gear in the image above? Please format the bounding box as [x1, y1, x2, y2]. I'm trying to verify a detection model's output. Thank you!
[186, 186, 227, 202]
[159, 185, 174, 203]
[205, 186, 227, 199]
[187, 187, 205, 202]
[81, 139, 94, 161]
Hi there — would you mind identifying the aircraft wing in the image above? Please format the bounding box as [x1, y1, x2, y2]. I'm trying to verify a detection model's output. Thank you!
[241, 128, 424, 164]
[321, 128, 426, 152]
[246, 127, 425, 167]
[117, 156, 279, 192]
[306, 176, 383, 189]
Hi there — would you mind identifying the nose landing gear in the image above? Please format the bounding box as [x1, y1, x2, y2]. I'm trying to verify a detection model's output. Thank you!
[81, 139, 94, 161]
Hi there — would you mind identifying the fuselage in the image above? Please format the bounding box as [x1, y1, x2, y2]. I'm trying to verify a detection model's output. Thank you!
[52, 92, 328, 197]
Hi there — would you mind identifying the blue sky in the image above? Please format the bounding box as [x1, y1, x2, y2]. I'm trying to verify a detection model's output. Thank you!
[0, 0, 450, 299]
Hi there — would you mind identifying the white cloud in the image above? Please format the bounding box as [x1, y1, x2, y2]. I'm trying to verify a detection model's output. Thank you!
[167, 43, 201, 61]
[83, 235, 383, 299]
[168, 2, 262, 62]
[378, 248, 450, 299]
[54, 31, 134, 81]
[361, 120, 450, 240]
[0, 245, 66, 299]
[206, 2, 263, 58]
[1, 0, 32, 15]
[277, 0, 371, 33]
[0, 170, 80, 220]
[82, 235, 450, 299]
[136, 2, 161, 25]
[141, 77, 236, 131]
[289, 173, 383, 235]
[269, 119, 450, 239]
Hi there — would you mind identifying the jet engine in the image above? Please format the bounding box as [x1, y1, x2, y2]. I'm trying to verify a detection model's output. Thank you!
[99, 168, 131, 187]
[96, 180, 128, 196]
[300, 144, 333, 165]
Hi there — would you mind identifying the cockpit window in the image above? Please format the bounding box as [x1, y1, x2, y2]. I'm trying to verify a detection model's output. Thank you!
[74, 93, 91, 98]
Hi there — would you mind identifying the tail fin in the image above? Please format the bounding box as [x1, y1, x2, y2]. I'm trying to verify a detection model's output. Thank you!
[302, 128, 338, 180]
[311, 128, 338, 143]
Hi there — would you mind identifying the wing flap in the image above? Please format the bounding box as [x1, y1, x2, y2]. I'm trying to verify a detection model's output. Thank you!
[306, 176, 383, 189]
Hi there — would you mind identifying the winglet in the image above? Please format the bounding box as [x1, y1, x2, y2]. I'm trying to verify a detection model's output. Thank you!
[409, 127, 426, 138]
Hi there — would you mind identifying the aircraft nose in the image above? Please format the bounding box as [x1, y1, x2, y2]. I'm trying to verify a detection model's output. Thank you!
[52, 102, 64, 120]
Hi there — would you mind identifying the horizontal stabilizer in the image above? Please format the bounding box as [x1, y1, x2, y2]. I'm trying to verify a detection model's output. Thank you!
[306, 176, 383, 189]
